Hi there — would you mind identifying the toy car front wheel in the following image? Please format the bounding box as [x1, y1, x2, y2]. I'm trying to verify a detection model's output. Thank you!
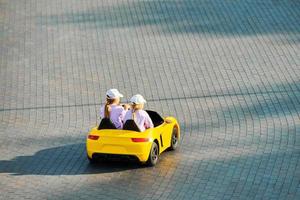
[146, 142, 159, 166]
[170, 126, 179, 150]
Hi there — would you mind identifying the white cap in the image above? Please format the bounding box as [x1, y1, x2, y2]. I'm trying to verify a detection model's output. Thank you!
[130, 94, 147, 104]
[106, 89, 124, 99]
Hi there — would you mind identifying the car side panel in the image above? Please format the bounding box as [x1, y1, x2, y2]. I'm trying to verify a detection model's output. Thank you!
[151, 124, 165, 153]
[163, 117, 180, 150]
[152, 121, 176, 153]
[161, 123, 172, 152]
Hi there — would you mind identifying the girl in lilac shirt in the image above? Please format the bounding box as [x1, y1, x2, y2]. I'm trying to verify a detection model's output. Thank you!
[124, 94, 154, 132]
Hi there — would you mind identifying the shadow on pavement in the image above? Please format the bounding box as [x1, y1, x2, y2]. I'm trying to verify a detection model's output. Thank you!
[0, 143, 146, 176]
[41, 0, 300, 37]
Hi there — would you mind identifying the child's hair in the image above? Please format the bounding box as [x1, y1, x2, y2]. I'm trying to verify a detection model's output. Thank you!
[131, 104, 143, 120]
[104, 97, 115, 118]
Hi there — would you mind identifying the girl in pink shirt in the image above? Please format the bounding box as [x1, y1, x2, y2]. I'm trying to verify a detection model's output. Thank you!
[124, 94, 154, 132]
[100, 89, 129, 129]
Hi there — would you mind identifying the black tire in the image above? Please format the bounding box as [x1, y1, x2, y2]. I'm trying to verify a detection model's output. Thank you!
[170, 126, 179, 150]
[146, 142, 159, 166]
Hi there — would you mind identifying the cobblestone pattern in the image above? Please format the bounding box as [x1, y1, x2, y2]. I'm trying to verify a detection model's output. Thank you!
[0, 0, 299, 199]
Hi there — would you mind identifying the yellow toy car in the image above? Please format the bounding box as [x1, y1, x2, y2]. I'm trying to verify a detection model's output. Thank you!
[86, 110, 180, 166]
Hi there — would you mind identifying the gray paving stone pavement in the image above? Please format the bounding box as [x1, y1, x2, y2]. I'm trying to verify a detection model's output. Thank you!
[0, 0, 300, 199]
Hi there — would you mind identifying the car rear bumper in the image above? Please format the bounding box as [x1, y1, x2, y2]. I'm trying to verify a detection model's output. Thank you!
[90, 153, 140, 162]
[86, 139, 152, 162]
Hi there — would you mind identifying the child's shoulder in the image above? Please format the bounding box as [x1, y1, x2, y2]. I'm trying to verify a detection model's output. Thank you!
[137, 109, 148, 115]
[114, 105, 126, 112]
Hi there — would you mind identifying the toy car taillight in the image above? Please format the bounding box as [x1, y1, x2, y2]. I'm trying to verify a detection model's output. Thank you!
[131, 138, 149, 142]
[88, 135, 99, 140]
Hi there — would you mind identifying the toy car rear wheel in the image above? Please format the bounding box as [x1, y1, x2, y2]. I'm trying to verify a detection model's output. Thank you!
[170, 126, 179, 150]
[146, 142, 159, 166]
[87, 155, 96, 164]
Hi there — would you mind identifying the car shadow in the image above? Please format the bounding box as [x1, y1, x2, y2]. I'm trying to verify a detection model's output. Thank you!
[0, 143, 146, 176]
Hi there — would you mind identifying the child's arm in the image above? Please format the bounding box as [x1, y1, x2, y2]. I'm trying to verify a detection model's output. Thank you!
[144, 112, 154, 129]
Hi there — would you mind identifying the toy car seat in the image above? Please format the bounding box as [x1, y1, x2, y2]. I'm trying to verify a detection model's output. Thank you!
[123, 120, 141, 132]
[98, 118, 117, 130]
[145, 110, 164, 127]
